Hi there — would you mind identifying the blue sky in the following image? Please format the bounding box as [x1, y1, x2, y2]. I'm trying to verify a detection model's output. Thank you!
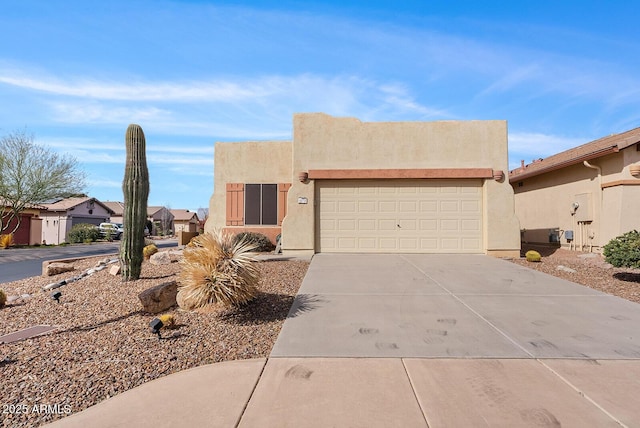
[1, 1, 639, 213]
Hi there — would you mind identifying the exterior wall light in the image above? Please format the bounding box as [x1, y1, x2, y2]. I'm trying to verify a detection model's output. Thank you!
[630, 164, 640, 177]
[493, 170, 505, 182]
[298, 172, 309, 182]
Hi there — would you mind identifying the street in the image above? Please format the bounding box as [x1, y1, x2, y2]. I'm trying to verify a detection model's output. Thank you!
[0, 239, 178, 284]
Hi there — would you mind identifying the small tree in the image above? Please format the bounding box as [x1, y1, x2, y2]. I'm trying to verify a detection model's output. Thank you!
[603, 230, 640, 268]
[0, 129, 86, 234]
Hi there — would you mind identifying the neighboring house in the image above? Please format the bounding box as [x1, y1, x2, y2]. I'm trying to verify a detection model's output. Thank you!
[171, 209, 199, 233]
[40, 197, 114, 244]
[206, 113, 520, 257]
[102, 201, 125, 224]
[103, 202, 176, 236]
[148, 206, 174, 235]
[509, 127, 640, 252]
[0, 200, 45, 245]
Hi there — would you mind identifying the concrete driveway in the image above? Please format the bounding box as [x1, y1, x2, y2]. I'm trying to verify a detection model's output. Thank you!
[47, 253, 640, 428]
[272, 253, 640, 359]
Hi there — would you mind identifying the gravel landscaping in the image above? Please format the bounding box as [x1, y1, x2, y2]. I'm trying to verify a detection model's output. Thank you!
[510, 245, 640, 304]
[0, 252, 309, 428]
[1, 246, 639, 427]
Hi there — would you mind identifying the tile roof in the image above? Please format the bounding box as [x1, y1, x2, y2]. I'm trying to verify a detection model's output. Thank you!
[41, 197, 115, 214]
[102, 201, 125, 215]
[509, 127, 640, 182]
[171, 209, 198, 222]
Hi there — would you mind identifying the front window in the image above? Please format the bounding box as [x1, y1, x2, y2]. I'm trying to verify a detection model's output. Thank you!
[245, 184, 277, 225]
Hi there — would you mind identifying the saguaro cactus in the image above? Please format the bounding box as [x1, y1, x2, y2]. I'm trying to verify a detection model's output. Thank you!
[120, 124, 150, 281]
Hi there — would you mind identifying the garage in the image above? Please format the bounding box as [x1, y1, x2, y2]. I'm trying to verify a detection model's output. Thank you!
[316, 179, 483, 253]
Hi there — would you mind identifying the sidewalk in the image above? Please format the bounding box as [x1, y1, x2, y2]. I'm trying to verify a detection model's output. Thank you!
[46, 253, 640, 427]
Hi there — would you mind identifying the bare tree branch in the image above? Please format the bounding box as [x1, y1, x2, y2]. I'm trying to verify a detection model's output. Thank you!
[0, 129, 86, 234]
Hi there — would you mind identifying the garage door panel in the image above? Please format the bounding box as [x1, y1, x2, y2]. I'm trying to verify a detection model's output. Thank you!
[440, 201, 460, 212]
[378, 219, 397, 231]
[420, 201, 438, 212]
[317, 179, 483, 253]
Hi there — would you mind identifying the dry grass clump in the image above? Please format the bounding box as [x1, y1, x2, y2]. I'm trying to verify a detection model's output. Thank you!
[178, 229, 260, 308]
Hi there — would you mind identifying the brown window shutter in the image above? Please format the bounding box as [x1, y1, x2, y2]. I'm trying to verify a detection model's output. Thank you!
[226, 183, 244, 226]
[277, 183, 292, 226]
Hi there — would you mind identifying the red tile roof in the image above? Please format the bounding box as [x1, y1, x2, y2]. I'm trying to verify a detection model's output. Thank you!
[509, 127, 640, 182]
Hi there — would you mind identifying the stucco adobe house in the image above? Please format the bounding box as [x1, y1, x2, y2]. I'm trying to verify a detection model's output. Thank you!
[206, 113, 520, 257]
[510, 127, 640, 252]
[1, 200, 45, 246]
[40, 197, 114, 245]
[171, 209, 199, 233]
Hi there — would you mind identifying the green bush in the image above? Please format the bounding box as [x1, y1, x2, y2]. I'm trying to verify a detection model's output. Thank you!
[233, 232, 275, 252]
[68, 223, 101, 244]
[525, 250, 541, 262]
[603, 230, 640, 268]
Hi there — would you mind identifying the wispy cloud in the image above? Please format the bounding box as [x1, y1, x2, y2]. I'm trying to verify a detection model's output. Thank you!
[508, 131, 588, 166]
[0, 73, 267, 101]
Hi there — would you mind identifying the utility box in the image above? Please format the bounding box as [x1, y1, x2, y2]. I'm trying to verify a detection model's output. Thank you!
[565, 230, 574, 241]
[574, 193, 593, 222]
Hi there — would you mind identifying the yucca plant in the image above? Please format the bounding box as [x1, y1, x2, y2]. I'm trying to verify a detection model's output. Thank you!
[178, 229, 259, 308]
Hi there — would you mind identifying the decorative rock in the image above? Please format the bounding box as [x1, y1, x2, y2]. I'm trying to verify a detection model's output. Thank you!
[176, 289, 199, 311]
[43, 281, 66, 291]
[109, 265, 121, 276]
[578, 253, 598, 259]
[86, 269, 96, 275]
[149, 251, 172, 265]
[556, 265, 577, 273]
[168, 250, 183, 262]
[138, 281, 178, 314]
[46, 262, 75, 276]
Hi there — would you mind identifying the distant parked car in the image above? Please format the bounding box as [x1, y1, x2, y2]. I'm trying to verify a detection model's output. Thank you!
[98, 222, 124, 240]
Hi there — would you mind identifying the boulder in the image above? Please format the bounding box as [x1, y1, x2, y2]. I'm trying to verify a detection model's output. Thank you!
[149, 251, 172, 265]
[138, 281, 178, 314]
[176, 289, 199, 311]
[46, 262, 75, 276]
[168, 250, 183, 262]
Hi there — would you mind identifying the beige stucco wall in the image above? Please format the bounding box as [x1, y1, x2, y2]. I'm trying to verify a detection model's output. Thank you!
[205, 141, 293, 234]
[513, 147, 640, 251]
[282, 113, 520, 256]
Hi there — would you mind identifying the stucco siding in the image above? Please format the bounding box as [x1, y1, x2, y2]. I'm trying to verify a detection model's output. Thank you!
[206, 141, 292, 234]
[282, 113, 520, 255]
[513, 149, 640, 250]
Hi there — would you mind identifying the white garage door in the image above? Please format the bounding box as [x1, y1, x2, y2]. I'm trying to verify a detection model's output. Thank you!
[316, 179, 483, 253]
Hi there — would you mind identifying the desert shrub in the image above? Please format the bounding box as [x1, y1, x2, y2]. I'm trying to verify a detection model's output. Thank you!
[158, 313, 176, 328]
[0, 289, 6, 308]
[525, 250, 541, 262]
[143, 243, 159, 259]
[232, 232, 274, 252]
[603, 230, 640, 268]
[68, 223, 101, 244]
[0, 233, 14, 249]
[178, 229, 260, 308]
